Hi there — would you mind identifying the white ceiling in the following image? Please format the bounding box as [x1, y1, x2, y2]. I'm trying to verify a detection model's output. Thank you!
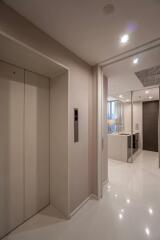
[103, 45, 160, 95]
[4, 0, 160, 65]
[0, 34, 65, 78]
[133, 88, 159, 102]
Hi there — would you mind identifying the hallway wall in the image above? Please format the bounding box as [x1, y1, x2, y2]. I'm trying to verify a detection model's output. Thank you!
[0, 2, 96, 212]
[50, 72, 69, 216]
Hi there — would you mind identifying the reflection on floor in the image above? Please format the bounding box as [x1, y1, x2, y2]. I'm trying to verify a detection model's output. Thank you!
[4, 150, 160, 240]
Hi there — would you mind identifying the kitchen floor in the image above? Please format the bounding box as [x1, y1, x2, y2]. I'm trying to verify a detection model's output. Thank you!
[4, 150, 160, 240]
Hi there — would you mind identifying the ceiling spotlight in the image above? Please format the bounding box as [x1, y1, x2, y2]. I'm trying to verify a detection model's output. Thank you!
[119, 213, 123, 219]
[120, 34, 129, 44]
[145, 227, 150, 236]
[148, 208, 153, 215]
[133, 58, 139, 64]
[145, 90, 149, 94]
[119, 94, 124, 98]
[126, 198, 130, 204]
[126, 99, 130, 102]
[149, 96, 153, 99]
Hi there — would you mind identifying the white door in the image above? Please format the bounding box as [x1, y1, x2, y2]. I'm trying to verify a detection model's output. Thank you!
[24, 71, 50, 220]
[0, 62, 24, 238]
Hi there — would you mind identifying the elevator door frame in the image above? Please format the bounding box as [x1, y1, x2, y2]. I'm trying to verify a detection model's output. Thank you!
[0, 33, 70, 239]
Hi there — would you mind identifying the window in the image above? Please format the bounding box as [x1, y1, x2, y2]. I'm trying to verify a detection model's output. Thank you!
[107, 100, 124, 134]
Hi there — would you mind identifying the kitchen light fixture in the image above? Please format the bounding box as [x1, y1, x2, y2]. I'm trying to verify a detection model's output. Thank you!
[149, 96, 153, 99]
[145, 90, 149, 94]
[119, 94, 124, 98]
[120, 34, 129, 44]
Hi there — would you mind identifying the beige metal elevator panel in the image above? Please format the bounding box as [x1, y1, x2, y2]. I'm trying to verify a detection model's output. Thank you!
[24, 71, 50, 220]
[0, 62, 24, 239]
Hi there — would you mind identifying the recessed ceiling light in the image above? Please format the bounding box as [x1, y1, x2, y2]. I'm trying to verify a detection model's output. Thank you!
[126, 99, 130, 102]
[119, 213, 123, 219]
[126, 198, 130, 204]
[119, 94, 124, 98]
[133, 58, 139, 64]
[145, 227, 150, 236]
[148, 208, 153, 215]
[145, 90, 149, 94]
[149, 96, 153, 99]
[120, 34, 129, 44]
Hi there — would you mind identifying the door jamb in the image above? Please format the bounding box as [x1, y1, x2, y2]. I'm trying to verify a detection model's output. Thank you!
[96, 65, 103, 199]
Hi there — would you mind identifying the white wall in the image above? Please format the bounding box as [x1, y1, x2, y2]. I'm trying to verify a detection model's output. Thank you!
[0, 2, 95, 212]
[124, 102, 143, 149]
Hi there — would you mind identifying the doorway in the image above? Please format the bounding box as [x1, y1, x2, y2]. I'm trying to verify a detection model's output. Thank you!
[143, 101, 159, 152]
[99, 44, 160, 199]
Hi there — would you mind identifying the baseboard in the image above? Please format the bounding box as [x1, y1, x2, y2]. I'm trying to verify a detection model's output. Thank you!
[90, 194, 98, 200]
[68, 194, 98, 218]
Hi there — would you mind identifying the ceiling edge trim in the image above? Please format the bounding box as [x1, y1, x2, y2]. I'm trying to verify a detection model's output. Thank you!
[100, 37, 160, 68]
[0, 30, 69, 71]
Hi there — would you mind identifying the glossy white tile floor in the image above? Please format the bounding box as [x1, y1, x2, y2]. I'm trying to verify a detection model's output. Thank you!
[4, 150, 160, 240]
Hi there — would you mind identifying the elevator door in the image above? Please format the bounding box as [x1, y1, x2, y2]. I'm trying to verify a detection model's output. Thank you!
[0, 62, 50, 239]
[25, 71, 50, 220]
[143, 101, 159, 152]
[0, 62, 24, 239]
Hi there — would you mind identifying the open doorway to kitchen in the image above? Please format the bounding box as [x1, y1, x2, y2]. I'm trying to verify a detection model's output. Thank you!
[107, 87, 159, 165]
[102, 44, 160, 203]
